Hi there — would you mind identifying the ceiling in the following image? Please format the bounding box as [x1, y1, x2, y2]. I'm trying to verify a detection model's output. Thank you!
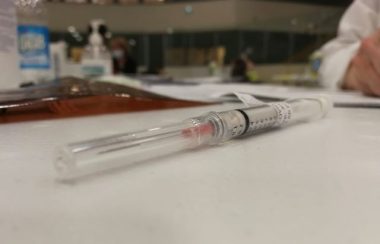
[262, 0, 352, 6]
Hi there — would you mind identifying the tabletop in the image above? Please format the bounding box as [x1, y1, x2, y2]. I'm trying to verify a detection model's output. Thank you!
[1, 103, 380, 244]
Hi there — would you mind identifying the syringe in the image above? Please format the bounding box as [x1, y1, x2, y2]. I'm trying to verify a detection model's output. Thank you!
[55, 96, 332, 181]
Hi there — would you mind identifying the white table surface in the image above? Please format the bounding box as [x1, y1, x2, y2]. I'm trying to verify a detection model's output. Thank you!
[1, 104, 380, 244]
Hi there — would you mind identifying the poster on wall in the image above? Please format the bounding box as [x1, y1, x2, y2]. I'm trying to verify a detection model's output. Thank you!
[0, 0, 20, 89]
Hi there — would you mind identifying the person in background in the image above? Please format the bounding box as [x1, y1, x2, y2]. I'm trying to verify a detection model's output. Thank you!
[231, 58, 248, 82]
[231, 52, 259, 82]
[320, 0, 380, 97]
[110, 37, 137, 75]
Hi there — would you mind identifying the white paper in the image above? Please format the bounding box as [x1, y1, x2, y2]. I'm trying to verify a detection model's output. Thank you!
[147, 83, 380, 107]
[233, 92, 264, 106]
[0, 0, 20, 89]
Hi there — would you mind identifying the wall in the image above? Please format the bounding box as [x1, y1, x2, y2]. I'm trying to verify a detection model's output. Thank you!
[236, 0, 343, 33]
[46, 0, 344, 34]
[46, 0, 238, 33]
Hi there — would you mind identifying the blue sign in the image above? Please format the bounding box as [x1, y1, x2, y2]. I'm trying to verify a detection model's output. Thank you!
[18, 24, 50, 69]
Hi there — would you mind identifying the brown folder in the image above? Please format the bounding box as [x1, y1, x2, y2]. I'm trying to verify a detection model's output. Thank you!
[0, 77, 210, 124]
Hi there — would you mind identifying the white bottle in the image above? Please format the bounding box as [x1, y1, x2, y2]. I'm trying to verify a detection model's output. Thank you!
[81, 19, 112, 78]
[15, 0, 51, 83]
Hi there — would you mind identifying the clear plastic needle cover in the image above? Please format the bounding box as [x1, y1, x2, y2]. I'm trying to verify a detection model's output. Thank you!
[55, 96, 332, 181]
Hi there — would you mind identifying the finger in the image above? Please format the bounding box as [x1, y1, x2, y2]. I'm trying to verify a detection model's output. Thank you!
[357, 44, 380, 96]
[364, 70, 380, 96]
[361, 37, 380, 76]
[349, 54, 373, 94]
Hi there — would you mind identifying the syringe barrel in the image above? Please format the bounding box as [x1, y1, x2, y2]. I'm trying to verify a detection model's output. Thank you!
[55, 118, 214, 181]
[55, 97, 331, 181]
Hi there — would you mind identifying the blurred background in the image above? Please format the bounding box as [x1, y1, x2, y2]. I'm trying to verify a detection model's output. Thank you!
[44, 0, 352, 82]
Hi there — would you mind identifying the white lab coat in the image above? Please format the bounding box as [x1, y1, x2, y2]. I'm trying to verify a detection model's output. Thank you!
[319, 0, 380, 89]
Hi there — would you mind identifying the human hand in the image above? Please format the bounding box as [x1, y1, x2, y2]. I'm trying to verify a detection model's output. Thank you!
[343, 31, 380, 96]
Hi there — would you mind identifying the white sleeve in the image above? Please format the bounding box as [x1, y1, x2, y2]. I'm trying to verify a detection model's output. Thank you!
[319, 0, 379, 89]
